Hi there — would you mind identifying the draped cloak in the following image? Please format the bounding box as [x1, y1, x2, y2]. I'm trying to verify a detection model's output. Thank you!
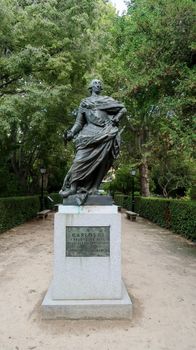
[64, 95, 124, 191]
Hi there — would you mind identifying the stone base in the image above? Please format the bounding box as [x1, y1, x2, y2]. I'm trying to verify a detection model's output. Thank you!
[42, 281, 132, 320]
[53, 205, 121, 300]
[63, 195, 113, 206]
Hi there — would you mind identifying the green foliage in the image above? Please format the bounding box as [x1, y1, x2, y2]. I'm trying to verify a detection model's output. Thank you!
[0, 195, 40, 233]
[114, 194, 196, 241]
[112, 193, 130, 208]
[49, 192, 63, 204]
[152, 158, 195, 197]
[135, 197, 172, 228]
[189, 185, 196, 200]
[103, 165, 140, 195]
[169, 200, 196, 240]
[95, 0, 195, 197]
[113, 193, 140, 211]
[0, 164, 24, 197]
[136, 197, 196, 241]
[0, 0, 195, 198]
[0, 0, 113, 196]
[45, 192, 63, 209]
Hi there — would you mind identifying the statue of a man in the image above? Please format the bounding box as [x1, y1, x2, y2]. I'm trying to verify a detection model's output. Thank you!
[59, 79, 126, 198]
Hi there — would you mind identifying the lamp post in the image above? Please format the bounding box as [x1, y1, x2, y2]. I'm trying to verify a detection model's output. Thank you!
[131, 169, 136, 212]
[40, 166, 46, 211]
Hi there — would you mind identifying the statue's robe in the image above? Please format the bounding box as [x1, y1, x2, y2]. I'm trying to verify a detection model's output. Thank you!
[64, 95, 124, 191]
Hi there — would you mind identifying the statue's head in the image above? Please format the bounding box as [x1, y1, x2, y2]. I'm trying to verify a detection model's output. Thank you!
[88, 79, 103, 95]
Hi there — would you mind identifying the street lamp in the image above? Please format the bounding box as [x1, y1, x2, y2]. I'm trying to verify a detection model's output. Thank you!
[131, 169, 136, 212]
[40, 166, 46, 211]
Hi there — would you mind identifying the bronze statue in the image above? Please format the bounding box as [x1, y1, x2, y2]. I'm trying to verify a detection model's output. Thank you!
[59, 79, 126, 200]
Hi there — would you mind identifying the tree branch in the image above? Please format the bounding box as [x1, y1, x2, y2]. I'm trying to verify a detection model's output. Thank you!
[0, 76, 21, 90]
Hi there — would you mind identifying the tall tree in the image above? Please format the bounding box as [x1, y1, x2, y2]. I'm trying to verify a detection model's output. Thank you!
[0, 0, 113, 195]
[95, 0, 195, 196]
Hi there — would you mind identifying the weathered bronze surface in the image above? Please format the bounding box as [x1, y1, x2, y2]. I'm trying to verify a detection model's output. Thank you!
[66, 226, 110, 257]
[63, 194, 113, 206]
[59, 79, 126, 204]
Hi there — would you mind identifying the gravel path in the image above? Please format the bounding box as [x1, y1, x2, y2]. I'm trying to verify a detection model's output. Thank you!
[0, 212, 195, 350]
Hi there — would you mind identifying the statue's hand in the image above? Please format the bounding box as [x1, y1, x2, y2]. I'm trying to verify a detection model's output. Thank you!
[112, 107, 127, 126]
[67, 130, 74, 140]
[112, 117, 119, 126]
[64, 130, 74, 143]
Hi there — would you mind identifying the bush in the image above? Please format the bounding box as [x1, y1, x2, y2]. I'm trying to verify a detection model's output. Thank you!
[135, 197, 171, 228]
[114, 194, 131, 209]
[105, 165, 140, 195]
[45, 192, 63, 209]
[169, 200, 196, 241]
[0, 196, 40, 233]
[189, 185, 196, 200]
[114, 193, 140, 211]
[114, 194, 196, 241]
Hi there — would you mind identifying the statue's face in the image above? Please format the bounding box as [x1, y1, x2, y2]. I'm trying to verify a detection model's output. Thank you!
[91, 80, 102, 94]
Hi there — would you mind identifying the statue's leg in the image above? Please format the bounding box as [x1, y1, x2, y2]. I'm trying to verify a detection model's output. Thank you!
[61, 175, 68, 190]
[60, 169, 72, 191]
[90, 155, 113, 194]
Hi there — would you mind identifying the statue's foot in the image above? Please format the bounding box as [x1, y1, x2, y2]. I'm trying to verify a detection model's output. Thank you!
[89, 187, 99, 195]
[77, 187, 88, 194]
[59, 188, 77, 198]
[59, 189, 64, 196]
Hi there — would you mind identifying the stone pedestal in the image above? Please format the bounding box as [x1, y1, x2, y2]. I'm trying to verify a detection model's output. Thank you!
[42, 205, 132, 319]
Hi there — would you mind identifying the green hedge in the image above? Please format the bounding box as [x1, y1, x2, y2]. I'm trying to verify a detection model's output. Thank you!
[169, 200, 196, 240]
[45, 192, 63, 209]
[189, 185, 196, 200]
[114, 194, 196, 241]
[113, 194, 130, 209]
[135, 197, 171, 228]
[0, 196, 40, 233]
[114, 194, 140, 211]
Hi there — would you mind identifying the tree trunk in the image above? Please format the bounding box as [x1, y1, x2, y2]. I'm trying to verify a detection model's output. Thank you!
[139, 158, 150, 197]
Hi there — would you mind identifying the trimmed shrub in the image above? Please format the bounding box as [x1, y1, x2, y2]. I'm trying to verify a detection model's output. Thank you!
[0, 196, 40, 233]
[114, 193, 140, 211]
[189, 185, 196, 200]
[49, 192, 63, 204]
[169, 200, 196, 241]
[114, 194, 196, 241]
[45, 192, 63, 209]
[135, 197, 171, 228]
[113, 194, 129, 209]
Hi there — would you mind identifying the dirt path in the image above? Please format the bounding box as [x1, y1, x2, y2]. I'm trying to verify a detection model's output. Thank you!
[0, 213, 195, 350]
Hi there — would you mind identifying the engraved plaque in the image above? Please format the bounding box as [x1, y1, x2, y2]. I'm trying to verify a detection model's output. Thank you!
[66, 226, 110, 257]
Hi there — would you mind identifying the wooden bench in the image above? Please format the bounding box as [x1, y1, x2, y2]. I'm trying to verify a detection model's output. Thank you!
[37, 209, 50, 219]
[118, 206, 122, 212]
[53, 204, 59, 212]
[126, 210, 138, 222]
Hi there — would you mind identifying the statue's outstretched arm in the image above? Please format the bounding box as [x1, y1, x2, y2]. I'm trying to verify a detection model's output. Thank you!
[64, 109, 85, 142]
[113, 107, 127, 125]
